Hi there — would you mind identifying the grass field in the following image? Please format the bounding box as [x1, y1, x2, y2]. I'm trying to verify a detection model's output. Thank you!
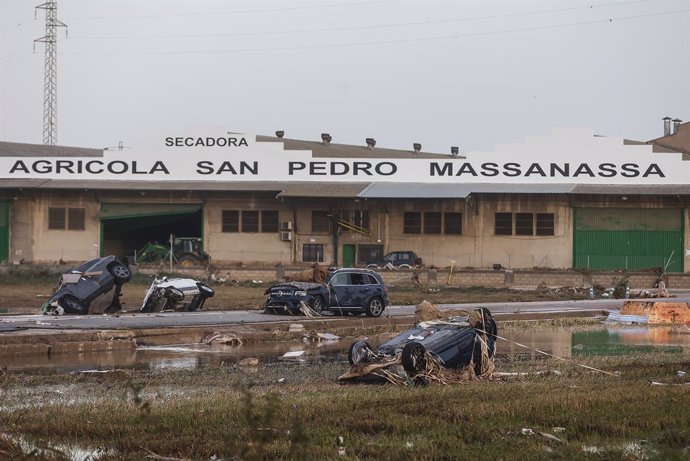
[1, 330, 689, 460]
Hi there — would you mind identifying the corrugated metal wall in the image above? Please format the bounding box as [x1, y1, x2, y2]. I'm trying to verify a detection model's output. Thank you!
[573, 208, 684, 272]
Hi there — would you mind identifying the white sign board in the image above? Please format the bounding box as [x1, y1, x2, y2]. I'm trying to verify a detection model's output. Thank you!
[1, 128, 686, 184]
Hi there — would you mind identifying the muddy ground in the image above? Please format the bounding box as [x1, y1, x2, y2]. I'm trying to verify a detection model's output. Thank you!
[0, 273, 586, 313]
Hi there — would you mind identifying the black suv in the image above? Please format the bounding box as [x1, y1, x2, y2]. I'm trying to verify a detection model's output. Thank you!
[365, 251, 422, 269]
[264, 268, 389, 317]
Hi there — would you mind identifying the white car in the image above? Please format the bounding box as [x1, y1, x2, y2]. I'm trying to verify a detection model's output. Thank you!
[140, 276, 215, 313]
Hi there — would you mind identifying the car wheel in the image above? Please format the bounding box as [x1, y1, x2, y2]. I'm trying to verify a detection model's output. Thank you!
[401, 341, 426, 374]
[398, 264, 412, 269]
[166, 287, 185, 301]
[348, 340, 372, 366]
[309, 295, 325, 315]
[60, 295, 87, 315]
[365, 297, 384, 317]
[197, 283, 215, 298]
[109, 262, 132, 284]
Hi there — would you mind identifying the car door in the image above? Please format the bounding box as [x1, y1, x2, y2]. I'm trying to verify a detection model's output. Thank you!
[328, 272, 369, 307]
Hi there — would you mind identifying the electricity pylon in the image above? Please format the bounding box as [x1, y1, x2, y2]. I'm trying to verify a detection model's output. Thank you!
[34, 0, 67, 146]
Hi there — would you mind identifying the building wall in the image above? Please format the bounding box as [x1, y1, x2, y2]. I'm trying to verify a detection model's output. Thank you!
[29, 193, 101, 263]
[4, 190, 689, 273]
[204, 198, 294, 263]
[9, 197, 35, 264]
[382, 195, 572, 269]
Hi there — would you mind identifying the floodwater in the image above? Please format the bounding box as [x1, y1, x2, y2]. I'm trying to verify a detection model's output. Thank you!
[2, 325, 690, 372]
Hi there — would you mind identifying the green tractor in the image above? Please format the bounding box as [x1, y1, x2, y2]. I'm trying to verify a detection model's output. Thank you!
[137, 237, 211, 267]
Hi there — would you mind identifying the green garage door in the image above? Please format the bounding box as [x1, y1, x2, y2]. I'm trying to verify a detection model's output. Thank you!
[573, 208, 683, 272]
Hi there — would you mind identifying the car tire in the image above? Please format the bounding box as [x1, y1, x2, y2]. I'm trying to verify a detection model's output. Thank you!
[365, 297, 384, 317]
[398, 264, 412, 269]
[60, 295, 87, 315]
[309, 295, 325, 315]
[348, 340, 372, 366]
[197, 283, 215, 298]
[109, 262, 132, 284]
[401, 341, 426, 374]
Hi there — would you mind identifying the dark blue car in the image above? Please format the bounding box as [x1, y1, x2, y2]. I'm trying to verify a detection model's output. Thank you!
[346, 308, 498, 379]
[43, 256, 132, 315]
[264, 268, 389, 317]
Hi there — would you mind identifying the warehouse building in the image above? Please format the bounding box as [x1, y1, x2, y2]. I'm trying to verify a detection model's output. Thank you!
[1, 121, 689, 272]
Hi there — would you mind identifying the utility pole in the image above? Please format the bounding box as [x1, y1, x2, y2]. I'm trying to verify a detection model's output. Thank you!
[34, 0, 67, 146]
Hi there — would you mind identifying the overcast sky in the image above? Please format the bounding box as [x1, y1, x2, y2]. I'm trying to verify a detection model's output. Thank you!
[1, 0, 689, 153]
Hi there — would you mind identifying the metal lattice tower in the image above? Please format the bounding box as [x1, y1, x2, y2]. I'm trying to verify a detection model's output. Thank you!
[34, 0, 67, 146]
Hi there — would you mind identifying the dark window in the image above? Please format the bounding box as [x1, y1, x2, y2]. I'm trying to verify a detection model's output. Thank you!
[365, 274, 379, 285]
[350, 273, 366, 285]
[48, 207, 85, 231]
[261, 210, 279, 233]
[495, 213, 513, 235]
[303, 244, 324, 262]
[222, 210, 239, 232]
[444, 212, 462, 235]
[67, 208, 85, 230]
[403, 212, 421, 234]
[312, 211, 331, 233]
[536, 213, 555, 236]
[423, 212, 442, 234]
[515, 213, 534, 236]
[241, 211, 259, 232]
[48, 207, 66, 230]
[358, 244, 383, 264]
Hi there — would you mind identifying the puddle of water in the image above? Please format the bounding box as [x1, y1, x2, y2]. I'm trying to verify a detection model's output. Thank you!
[2, 326, 689, 372]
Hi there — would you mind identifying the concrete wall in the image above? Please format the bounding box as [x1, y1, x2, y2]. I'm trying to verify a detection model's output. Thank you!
[17, 193, 101, 263]
[204, 198, 293, 263]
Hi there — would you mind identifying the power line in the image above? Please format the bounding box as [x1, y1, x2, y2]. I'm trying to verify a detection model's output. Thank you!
[67, 0, 657, 41]
[58, 8, 690, 57]
[62, 0, 400, 21]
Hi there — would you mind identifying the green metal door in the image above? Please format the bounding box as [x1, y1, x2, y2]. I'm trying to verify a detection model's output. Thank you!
[573, 208, 683, 272]
[0, 202, 8, 262]
[342, 244, 356, 267]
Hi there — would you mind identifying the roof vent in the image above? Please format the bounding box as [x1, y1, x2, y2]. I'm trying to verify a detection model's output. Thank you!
[450, 146, 459, 157]
[413, 142, 422, 153]
[663, 116, 672, 136]
[672, 118, 682, 135]
[321, 133, 332, 145]
[275, 130, 284, 138]
[366, 138, 376, 149]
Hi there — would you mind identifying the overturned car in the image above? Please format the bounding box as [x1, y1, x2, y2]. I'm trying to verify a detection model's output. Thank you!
[339, 307, 498, 384]
[42, 255, 132, 315]
[140, 276, 215, 313]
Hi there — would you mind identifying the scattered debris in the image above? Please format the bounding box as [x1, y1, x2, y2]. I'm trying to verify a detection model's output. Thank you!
[303, 332, 341, 342]
[608, 301, 690, 325]
[203, 332, 243, 345]
[280, 350, 306, 361]
[237, 357, 259, 367]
